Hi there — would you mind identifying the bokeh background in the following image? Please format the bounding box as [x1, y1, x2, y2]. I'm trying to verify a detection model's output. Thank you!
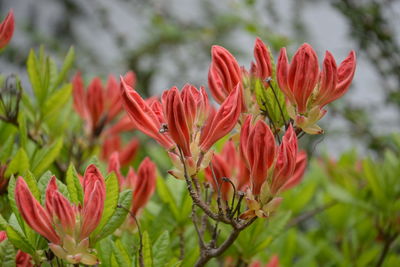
[1, 0, 400, 156]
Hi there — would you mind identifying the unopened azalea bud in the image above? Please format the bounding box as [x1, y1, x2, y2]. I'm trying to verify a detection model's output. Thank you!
[0, 10, 14, 50]
[199, 84, 242, 152]
[252, 37, 273, 82]
[208, 45, 242, 104]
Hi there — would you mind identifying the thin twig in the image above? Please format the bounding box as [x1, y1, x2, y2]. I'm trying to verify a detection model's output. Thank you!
[376, 233, 398, 267]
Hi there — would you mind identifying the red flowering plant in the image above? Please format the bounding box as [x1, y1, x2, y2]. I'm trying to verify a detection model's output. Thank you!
[0, 8, 379, 266]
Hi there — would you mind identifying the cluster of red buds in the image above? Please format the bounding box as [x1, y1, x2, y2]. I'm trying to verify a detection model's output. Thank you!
[119, 37, 356, 221]
[121, 80, 242, 179]
[15, 165, 105, 265]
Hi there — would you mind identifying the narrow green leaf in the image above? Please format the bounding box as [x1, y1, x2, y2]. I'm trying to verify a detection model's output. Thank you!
[152, 231, 170, 267]
[53, 46, 75, 90]
[0, 239, 16, 267]
[32, 138, 63, 177]
[0, 214, 8, 230]
[0, 134, 14, 162]
[94, 190, 132, 242]
[7, 177, 19, 221]
[66, 163, 83, 204]
[112, 239, 131, 267]
[142, 231, 153, 267]
[5, 149, 30, 177]
[42, 84, 72, 121]
[27, 49, 43, 104]
[6, 223, 35, 255]
[156, 177, 180, 220]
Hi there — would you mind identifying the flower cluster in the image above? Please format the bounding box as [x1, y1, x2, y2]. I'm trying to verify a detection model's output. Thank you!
[121, 80, 242, 179]
[15, 165, 105, 265]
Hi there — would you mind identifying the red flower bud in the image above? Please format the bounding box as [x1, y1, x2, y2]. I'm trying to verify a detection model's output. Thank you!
[282, 151, 307, 191]
[0, 10, 14, 49]
[120, 77, 174, 149]
[80, 165, 106, 239]
[208, 45, 242, 104]
[252, 37, 273, 81]
[314, 50, 356, 107]
[270, 125, 298, 194]
[199, 84, 242, 152]
[277, 43, 319, 114]
[86, 77, 105, 130]
[15, 177, 60, 244]
[163, 87, 191, 156]
[131, 157, 156, 215]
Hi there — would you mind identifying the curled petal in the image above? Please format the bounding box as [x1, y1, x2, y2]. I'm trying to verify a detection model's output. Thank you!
[15, 178, 60, 244]
[277, 48, 295, 104]
[120, 77, 174, 149]
[282, 151, 307, 191]
[52, 192, 76, 234]
[163, 87, 191, 156]
[316, 50, 356, 107]
[252, 37, 273, 81]
[199, 84, 242, 152]
[246, 120, 276, 195]
[45, 176, 59, 216]
[314, 51, 338, 107]
[208, 45, 242, 104]
[271, 125, 298, 194]
[80, 180, 105, 239]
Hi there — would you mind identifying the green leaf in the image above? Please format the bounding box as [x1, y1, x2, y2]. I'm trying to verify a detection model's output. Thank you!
[32, 138, 63, 177]
[254, 78, 288, 127]
[42, 84, 72, 121]
[37, 171, 53, 194]
[0, 214, 8, 230]
[92, 173, 119, 239]
[94, 190, 132, 242]
[27, 49, 44, 104]
[7, 177, 19, 221]
[0, 239, 16, 267]
[152, 231, 170, 267]
[6, 222, 35, 255]
[5, 148, 30, 177]
[53, 46, 75, 90]
[0, 134, 14, 162]
[66, 163, 83, 204]
[156, 177, 179, 220]
[362, 158, 385, 202]
[37, 173, 70, 204]
[142, 231, 153, 267]
[112, 239, 131, 267]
